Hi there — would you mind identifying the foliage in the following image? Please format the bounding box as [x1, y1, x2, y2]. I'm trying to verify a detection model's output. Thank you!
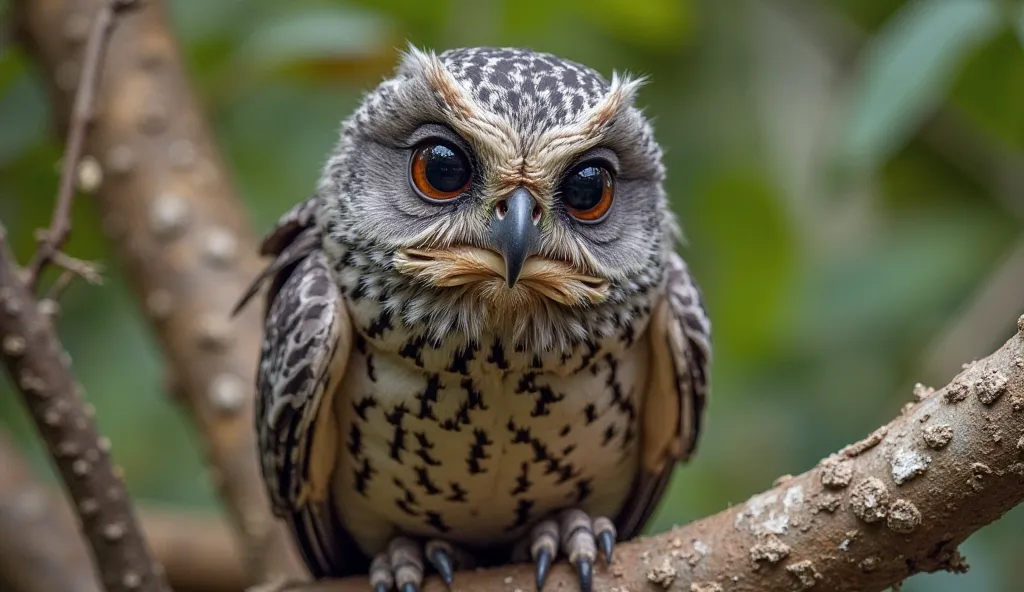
[2, 0, 1023, 589]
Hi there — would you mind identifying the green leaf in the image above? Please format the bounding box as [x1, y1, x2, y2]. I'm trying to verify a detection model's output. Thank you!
[834, 0, 1001, 178]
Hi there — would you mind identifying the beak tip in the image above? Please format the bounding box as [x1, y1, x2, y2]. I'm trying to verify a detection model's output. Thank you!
[505, 264, 521, 289]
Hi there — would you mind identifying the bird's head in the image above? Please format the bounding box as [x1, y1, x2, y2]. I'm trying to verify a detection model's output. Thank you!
[318, 46, 674, 348]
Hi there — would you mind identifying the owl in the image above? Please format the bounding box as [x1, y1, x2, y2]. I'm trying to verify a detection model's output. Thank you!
[237, 46, 711, 592]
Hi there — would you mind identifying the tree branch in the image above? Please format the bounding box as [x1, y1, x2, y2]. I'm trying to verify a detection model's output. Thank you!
[291, 322, 1024, 591]
[0, 225, 169, 592]
[12, 0, 304, 583]
[22, 0, 137, 289]
[0, 430, 102, 592]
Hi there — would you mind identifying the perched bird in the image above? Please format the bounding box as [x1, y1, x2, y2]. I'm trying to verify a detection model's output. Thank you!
[237, 46, 711, 592]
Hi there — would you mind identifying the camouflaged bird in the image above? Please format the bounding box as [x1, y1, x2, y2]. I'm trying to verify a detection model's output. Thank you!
[237, 46, 711, 592]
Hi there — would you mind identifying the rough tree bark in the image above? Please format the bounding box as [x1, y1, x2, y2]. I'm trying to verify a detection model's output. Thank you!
[7, 0, 1024, 591]
[12, 0, 304, 584]
[0, 229, 169, 592]
[0, 430, 102, 592]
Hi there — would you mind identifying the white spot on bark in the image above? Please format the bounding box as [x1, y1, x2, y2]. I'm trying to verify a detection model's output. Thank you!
[891, 448, 931, 484]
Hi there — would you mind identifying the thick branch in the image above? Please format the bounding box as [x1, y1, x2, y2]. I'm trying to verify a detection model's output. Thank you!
[295, 323, 1024, 591]
[0, 430, 102, 592]
[0, 230, 169, 592]
[13, 0, 303, 582]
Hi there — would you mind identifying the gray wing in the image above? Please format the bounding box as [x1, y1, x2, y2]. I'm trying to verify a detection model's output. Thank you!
[242, 198, 363, 577]
[615, 251, 711, 539]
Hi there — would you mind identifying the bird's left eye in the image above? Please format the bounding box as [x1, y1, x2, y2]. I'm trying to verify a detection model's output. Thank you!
[560, 162, 614, 223]
[410, 141, 473, 201]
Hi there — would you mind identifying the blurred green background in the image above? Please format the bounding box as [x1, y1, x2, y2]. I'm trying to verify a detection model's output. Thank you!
[2, 0, 1024, 590]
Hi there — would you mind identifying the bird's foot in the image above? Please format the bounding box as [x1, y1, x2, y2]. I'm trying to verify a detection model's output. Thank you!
[524, 508, 617, 592]
[369, 536, 472, 592]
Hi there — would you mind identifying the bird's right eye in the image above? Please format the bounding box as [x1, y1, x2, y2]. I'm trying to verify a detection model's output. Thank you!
[410, 141, 472, 202]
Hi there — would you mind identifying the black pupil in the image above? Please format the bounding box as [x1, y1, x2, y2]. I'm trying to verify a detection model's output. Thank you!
[562, 166, 606, 211]
[424, 144, 469, 194]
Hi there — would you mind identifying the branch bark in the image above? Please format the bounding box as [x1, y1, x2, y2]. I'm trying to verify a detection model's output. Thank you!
[0, 430, 102, 592]
[13, 0, 303, 583]
[0, 229, 169, 592]
[292, 323, 1024, 591]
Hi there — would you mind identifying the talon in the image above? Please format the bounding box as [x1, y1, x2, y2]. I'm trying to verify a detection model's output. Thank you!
[597, 530, 614, 563]
[574, 557, 593, 592]
[519, 510, 611, 592]
[399, 584, 418, 592]
[530, 519, 559, 591]
[534, 547, 552, 591]
[374, 586, 390, 592]
[426, 541, 455, 587]
[594, 517, 616, 563]
[560, 509, 597, 592]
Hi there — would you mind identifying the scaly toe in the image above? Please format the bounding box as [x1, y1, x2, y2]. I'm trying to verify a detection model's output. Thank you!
[529, 519, 559, 590]
[367, 536, 425, 592]
[369, 552, 395, 592]
[389, 537, 424, 592]
[560, 509, 599, 592]
[521, 509, 615, 592]
[593, 516, 617, 564]
[425, 540, 457, 588]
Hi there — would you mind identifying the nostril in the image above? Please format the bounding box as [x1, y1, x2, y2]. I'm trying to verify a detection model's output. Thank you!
[495, 200, 509, 219]
[531, 205, 541, 223]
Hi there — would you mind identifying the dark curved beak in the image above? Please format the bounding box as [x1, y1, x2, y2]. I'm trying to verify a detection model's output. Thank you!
[489, 186, 540, 288]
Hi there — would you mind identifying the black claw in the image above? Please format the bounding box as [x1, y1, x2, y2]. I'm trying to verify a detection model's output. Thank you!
[575, 558, 593, 592]
[399, 583, 418, 592]
[535, 548, 552, 591]
[598, 530, 615, 563]
[374, 585, 390, 592]
[428, 547, 455, 587]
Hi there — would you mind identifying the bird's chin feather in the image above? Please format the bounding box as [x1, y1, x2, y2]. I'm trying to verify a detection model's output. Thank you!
[393, 246, 608, 313]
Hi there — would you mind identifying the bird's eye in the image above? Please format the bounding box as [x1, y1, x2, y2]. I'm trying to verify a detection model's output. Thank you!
[560, 163, 614, 223]
[410, 141, 472, 201]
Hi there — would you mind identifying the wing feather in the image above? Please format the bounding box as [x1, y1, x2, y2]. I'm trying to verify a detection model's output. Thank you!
[247, 199, 364, 577]
[616, 251, 711, 538]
